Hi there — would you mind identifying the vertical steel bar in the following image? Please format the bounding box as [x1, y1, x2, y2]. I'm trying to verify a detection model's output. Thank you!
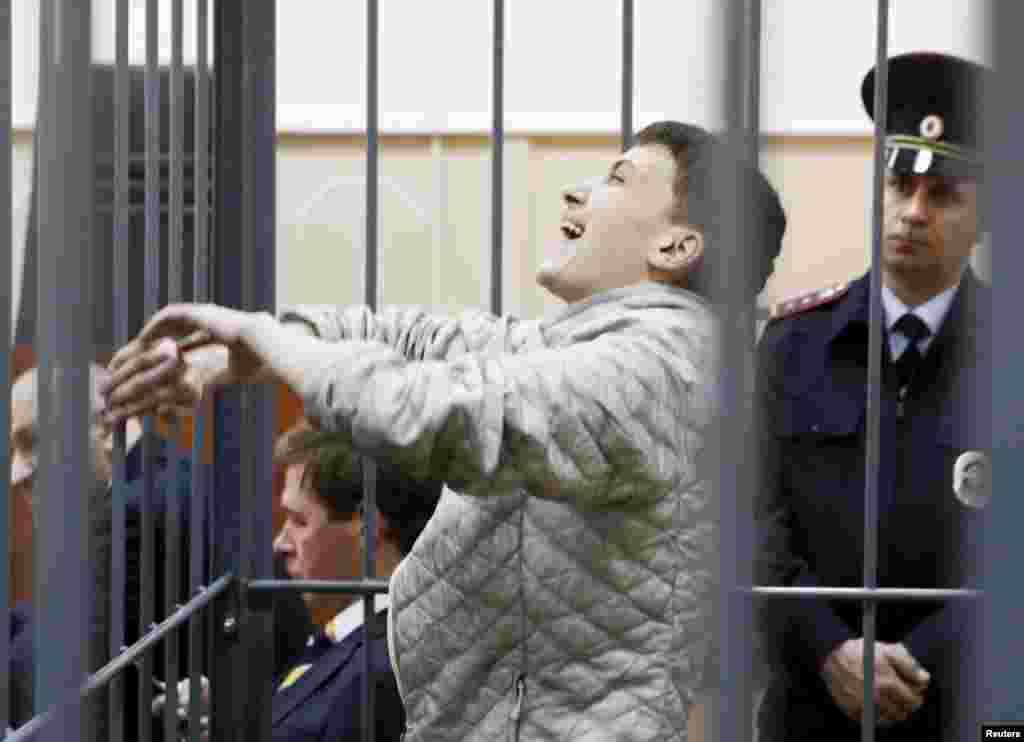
[139, 2, 162, 740]
[0, 0, 11, 728]
[188, 2, 211, 738]
[713, 1, 761, 741]
[362, 3, 380, 741]
[238, 1, 276, 740]
[109, 0, 131, 740]
[860, 4, 889, 741]
[490, 0, 504, 316]
[163, 3, 186, 742]
[34, 0, 94, 739]
[620, 0, 633, 151]
[985, 2, 1024, 728]
[211, 0, 245, 735]
[365, 0, 379, 311]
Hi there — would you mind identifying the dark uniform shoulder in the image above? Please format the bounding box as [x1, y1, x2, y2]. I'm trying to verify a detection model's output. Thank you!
[759, 280, 852, 361]
[768, 280, 851, 322]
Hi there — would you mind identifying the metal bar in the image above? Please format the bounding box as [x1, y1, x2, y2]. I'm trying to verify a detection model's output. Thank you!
[490, 0, 504, 315]
[986, 2, 1024, 727]
[34, 0, 95, 738]
[861, 4, 890, 741]
[187, 412, 207, 742]
[238, 1, 276, 740]
[210, 1, 246, 738]
[188, 2, 212, 723]
[620, 0, 633, 150]
[139, 3, 162, 741]
[5, 575, 233, 742]
[363, 4, 380, 741]
[163, 7, 186, 742]
[194, 0, 211, 305]
[109, 3, 131, 741]
[749, 586, 981, 601]
[711, 1, 762, 741]
[0, 0, 11, 730]
[190, 15, 212, 737]
[365, 0, 379, 311]
[247, 579, 391, 595]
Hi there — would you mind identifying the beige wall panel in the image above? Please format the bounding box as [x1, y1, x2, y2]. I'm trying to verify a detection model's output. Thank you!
[759, 136, 874, 306]
[276, 134, 886, 321]
[377, 138, 446, 310]
[20, 131, 982, 329]
[277, 138, 369, 309]
[432, 138, 492, 314]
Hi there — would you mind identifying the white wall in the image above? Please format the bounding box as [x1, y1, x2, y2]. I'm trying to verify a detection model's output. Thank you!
[11, 0, 991, 133]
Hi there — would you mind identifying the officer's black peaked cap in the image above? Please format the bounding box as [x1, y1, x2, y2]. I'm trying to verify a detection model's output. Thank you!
[861, 51, 988, 177]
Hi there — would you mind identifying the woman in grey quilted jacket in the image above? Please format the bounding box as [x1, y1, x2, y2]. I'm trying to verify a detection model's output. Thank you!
[103, 121, 785, 741]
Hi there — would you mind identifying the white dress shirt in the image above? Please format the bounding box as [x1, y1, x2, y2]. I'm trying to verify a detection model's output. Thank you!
[882, 281, 960, 360]
[321, 593, 390, 645]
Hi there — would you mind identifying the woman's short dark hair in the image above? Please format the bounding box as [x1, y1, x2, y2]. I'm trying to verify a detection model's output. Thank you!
[634, 120, 787, 296]
[274, 421, 443, 555]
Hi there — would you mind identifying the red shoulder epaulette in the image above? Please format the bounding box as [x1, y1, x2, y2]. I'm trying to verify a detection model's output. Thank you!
[769, 280, 850, 321]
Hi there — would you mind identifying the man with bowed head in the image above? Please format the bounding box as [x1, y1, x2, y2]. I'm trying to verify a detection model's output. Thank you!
[102, 120, 786, 741]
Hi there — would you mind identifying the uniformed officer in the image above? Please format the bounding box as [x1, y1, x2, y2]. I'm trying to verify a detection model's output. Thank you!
[756, 51, 990, 741]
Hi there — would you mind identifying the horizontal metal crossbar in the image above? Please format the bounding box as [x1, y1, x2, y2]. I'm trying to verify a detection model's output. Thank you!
[245, 579, 390, 595]
[748, 586, 981, 601]
[6, 574, 233, 742]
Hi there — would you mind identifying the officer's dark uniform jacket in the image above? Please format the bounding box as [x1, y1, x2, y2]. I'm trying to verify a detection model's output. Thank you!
[756, 271, 989, 740]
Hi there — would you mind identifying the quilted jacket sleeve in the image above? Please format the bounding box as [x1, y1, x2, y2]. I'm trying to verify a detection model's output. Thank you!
[278, 304, 498, 362]
[288, 304, 709, 504]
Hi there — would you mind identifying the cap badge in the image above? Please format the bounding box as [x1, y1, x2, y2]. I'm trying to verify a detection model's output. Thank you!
[920, 114, 944, 141]
[953, 450, 990, 509]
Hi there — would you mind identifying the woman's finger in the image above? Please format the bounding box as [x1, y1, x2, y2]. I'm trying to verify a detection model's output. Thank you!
[137, 303, 206, 345]
[105, 339, 181, 406]
[108, 337, 145, 374]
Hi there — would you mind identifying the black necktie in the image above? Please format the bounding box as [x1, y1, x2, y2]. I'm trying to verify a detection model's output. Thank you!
[892, 313, 931, 416]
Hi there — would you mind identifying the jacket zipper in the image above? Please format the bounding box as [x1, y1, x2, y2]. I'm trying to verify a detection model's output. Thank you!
[508, 674, 526, 742]
[509, 492, 528, 741]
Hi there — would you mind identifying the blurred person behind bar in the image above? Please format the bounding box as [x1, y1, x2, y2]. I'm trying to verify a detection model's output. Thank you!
[8, 363, 191, 738]
[756, 52, 990, 741]
[269, 420, 441, 741]
[157, 420, 441, 741]
[8, 365, 313, 737]
[102, 120, 786, 741]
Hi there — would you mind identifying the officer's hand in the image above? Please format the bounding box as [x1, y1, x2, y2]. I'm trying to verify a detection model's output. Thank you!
[821, 639, 930, 725]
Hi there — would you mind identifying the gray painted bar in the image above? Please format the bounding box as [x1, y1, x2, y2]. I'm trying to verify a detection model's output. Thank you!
[235, 2, 277, 741]
[490, 0, 504, 316]
[0, 0, 11, 730]
[620, 0, 633, 150]
[188, 3, 211, 739]
[362, 3, 380, 741]
[163, 4, 186, 742]
[986, 0, 1024, 727]
[109, 1, 131, 739]
[712, 1, 761, 739]
[138, 3, 163, 739]
[860, 4, 889, 741]
[34, 1, 94, 739]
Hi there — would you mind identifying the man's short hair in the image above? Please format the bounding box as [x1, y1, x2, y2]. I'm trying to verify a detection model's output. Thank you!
[635, 120, 787, 296]
[274, 421, 443, 555]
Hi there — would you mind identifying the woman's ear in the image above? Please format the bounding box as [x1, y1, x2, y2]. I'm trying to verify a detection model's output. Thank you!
[646, 225, 705, 283]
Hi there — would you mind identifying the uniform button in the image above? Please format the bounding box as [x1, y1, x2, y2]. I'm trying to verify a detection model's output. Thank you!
[811, 424, 821, 433]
